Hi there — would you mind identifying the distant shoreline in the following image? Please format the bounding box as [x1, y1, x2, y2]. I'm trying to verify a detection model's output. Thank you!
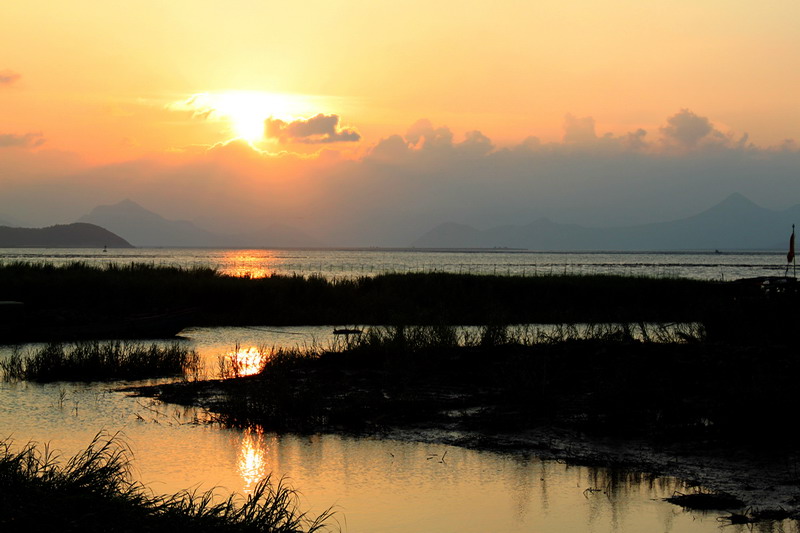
[0, 244, 786, 253]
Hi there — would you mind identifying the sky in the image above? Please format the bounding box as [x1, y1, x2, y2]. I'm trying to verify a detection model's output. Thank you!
[2, 1, 800, 245]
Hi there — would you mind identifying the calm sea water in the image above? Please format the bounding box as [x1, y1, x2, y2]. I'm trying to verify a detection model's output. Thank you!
[0, 246, 791, 280]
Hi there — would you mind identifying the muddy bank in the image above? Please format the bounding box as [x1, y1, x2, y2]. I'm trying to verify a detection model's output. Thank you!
[386, 426, 799, 521]
[132, 333, 800, 520]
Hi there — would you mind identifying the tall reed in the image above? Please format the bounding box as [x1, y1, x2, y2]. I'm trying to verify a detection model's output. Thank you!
[0, 341, 201, 382]
[0, 432, 334, 532]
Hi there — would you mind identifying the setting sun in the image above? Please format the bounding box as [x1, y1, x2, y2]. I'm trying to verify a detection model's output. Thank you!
[177, 91, 325, 142]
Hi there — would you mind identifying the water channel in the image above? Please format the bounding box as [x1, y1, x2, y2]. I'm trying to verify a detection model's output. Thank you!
[2, 326, 796, 532]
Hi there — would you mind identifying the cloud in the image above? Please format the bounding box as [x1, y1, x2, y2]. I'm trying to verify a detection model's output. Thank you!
[563, 114, 598, 144]
[406, 119, 454, 149]
[370, 120, 493, 160]
[622, 128, 648, 151]
[0, 70, 20, 85]
[369, 134, 410, 162]
[0, 132, 45, 148]
[458, 130, 494, 155]
[559, 110, 751, 153]
[3, 110, 799, 246]
[552, 114, 653, 152]
[167, 94, 218, 120]
[265, 114, 360, 144]
[660, 108, 727, 149]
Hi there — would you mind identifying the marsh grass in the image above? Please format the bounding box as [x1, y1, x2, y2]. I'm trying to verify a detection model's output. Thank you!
[218, 343, 271, 379]
[0, 341, 201, 382]
[0, 432, 334, 532]
[4, 261, 790, 346]
[174, 318, 800, 445]
[328, 322, 705, 353]
[1, 262, 718, 341]
[201, 322, 709, 432]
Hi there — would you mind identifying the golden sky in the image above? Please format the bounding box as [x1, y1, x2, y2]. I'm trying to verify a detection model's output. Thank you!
[3, 1, 800, 244]
[4, 0, 800, 162]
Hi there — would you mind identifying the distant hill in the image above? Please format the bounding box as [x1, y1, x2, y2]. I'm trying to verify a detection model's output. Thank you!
[0, 223, 133, 248]
[79, 199, 321, 248]
[79, 199, 223, 247]
[413, 193, 800, 251]
[0, 215, 21, 227]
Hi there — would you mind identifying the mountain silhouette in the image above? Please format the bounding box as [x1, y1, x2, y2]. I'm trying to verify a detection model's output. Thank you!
[79, 199, 321, 247]
[0, 223, 133, 248]
[79, 199, 225, 247]
[413, 193, 798, 250]
[0, 214, 22, 228]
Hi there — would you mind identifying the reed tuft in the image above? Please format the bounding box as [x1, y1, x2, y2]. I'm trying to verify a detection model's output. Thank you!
[0, 341, 201, 382]
[0, 431, 334, 532]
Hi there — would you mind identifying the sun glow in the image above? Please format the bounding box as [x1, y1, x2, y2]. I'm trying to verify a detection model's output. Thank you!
[224, 346, 269, 377]
[179, 91, 322, 142]
[219, 250, 280, 278]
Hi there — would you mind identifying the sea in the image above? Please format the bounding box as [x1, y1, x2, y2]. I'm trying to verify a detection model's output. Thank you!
[0, 246, 792, 280]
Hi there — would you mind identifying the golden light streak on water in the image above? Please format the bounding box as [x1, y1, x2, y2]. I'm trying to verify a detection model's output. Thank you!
[219, 250, 281, 278]
[224, 345, 269, 377]
[237, 426, 268, 493]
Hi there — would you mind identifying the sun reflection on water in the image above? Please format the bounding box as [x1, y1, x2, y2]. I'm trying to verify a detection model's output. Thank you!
[222, 345, 269, 377]
[219, 250, 280, 279]
[237, 426, 268, 493]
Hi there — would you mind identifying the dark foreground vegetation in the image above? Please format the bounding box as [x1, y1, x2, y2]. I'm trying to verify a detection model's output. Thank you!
[0, 341, 199, 382]
[5, 262, 800, 522]
[0, 261, 724, 343]
[145, 324, 799, 449]
[3, 261, 794, 344]
[0, 433, 333, 533]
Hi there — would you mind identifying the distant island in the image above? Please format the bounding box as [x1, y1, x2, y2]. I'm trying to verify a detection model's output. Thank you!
[0, 223, 133, 248]
[78, 199, 320, 248]
[413, 193, 799, 251]
[3, 192, 796, 250]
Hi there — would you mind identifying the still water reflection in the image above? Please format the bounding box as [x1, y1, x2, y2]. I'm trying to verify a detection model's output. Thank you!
[238, 426, 269, 491]
[2, 328, 798, 532]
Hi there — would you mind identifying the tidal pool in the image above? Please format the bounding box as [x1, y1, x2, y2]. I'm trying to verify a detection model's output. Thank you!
[1, 327, 796, 532]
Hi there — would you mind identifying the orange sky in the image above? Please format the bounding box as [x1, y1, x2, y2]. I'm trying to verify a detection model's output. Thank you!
[3, 0, 800, 163]
[3, 1, 800, 243]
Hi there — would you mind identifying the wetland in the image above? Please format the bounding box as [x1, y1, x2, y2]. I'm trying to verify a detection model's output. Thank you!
[2, 261, 799, 531]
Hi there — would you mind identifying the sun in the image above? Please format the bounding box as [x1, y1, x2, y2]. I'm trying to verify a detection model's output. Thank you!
[182, 91, 317, 143]
[214, 92, 282, 142]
